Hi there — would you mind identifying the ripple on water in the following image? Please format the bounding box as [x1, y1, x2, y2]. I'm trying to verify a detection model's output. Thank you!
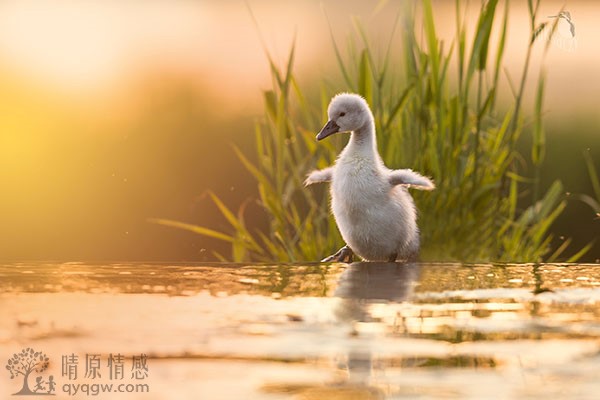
[1, 262, 600, 399]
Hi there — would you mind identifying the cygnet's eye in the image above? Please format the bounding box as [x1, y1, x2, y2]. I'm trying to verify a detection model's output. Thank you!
[339, 112, 346, 117]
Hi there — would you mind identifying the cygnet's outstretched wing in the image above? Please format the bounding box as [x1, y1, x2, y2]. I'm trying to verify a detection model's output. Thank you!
[388, 169, 435, 190]
[305, 167, 334, 186]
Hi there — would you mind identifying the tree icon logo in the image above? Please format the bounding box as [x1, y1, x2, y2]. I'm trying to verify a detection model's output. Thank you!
[5, 348, 55, 396]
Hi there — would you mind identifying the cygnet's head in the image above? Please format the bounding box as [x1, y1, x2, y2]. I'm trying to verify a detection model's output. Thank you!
[316, 93, 373, 140]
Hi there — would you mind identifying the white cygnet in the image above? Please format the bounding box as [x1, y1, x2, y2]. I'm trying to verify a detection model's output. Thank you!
[305, 93, 434, 262]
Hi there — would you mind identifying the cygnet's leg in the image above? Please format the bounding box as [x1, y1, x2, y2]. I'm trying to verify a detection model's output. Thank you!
[321, 245, 354, 263]
[388, 253, 398, 262]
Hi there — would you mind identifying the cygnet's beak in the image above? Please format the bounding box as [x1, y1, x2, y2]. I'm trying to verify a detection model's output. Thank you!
[316, 120, 340, 141]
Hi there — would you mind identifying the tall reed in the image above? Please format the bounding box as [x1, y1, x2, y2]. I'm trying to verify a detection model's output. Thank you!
[153, 0, 581, 263]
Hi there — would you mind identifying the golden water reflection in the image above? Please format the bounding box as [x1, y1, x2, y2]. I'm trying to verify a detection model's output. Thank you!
[1, 262, 600, 399]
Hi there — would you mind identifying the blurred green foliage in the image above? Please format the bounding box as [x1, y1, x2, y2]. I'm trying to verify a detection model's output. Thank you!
[154, 0, 590, 262]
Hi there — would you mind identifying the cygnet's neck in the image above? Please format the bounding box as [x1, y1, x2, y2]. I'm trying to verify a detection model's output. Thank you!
[346, 120, 378, 159]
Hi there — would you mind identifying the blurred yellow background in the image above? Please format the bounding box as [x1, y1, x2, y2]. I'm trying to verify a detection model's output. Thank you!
[0, 0, 597, 261]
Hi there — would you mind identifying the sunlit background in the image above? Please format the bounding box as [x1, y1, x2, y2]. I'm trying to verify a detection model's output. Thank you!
[0, 0, 598, 262]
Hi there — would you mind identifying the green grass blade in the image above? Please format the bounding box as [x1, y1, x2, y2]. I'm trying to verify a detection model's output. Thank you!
[532, 70, 546, 168]
[323, 5, 354, 89]
[566, 241, 596, 263]
[149, 218, 234, 243]
[583, 151, 600, 201]
[422, 0, 439, 87]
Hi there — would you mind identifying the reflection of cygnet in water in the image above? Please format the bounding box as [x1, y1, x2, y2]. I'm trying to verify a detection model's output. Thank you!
[335, 262, 420, 302]
[332, 262, 420, 387]
[334, 261, 420, 323]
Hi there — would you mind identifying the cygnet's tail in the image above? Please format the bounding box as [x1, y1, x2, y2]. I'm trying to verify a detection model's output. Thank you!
[388, 169, 435, 190]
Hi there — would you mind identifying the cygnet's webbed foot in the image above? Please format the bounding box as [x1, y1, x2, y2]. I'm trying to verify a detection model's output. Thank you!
[321, 245, 354, 263]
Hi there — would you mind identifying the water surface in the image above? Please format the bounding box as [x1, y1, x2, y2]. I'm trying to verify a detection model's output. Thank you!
[1, 262, 600, 399]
